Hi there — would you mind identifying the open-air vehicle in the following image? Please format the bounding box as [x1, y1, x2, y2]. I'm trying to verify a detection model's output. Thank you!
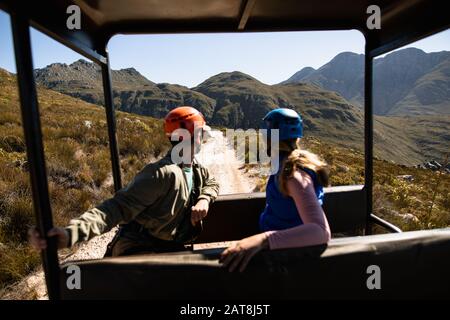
[1, 0, 449, 299]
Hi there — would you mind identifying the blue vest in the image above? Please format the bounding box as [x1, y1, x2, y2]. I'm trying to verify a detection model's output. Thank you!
[259, 164, 324, 232]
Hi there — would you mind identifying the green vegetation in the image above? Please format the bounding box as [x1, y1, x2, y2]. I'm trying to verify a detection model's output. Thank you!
[374, 115, 450, 164]
[373, 160, 449, 231]
[0, 69, 170, 292]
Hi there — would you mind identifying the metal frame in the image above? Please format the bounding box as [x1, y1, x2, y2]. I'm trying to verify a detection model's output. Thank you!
[238, 0, 257, 30]
[9, 11, 61, 300]
[370, 214, 402, 234]
[101, 50, 122, 191]
[363, 35, 374, 235]
[6, 4, 122, 300]
[2, 0, 447, 300]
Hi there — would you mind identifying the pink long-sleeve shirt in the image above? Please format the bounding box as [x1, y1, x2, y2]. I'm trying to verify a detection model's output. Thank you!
[264, 170, 331, 250]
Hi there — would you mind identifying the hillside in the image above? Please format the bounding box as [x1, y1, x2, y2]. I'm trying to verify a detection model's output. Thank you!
[388, 57, 450, 115]
[281, 66, 316, 83]
[193, 71, 360, 130]
[0, 68, 170, 294]
[196, 71, 449, 165]
[282, 48, 450, 116]
[374, 115, 450, 164]
[282, 52, 365, 107]
[35, 59, 154, 104]
[194, 71, 285, 128]
[33, 60, 449, 166]
[116, 83, 216, 120]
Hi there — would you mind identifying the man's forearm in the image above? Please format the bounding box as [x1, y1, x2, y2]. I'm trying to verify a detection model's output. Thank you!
[65, 203, 120, 247]
[200, 177, 220, 203]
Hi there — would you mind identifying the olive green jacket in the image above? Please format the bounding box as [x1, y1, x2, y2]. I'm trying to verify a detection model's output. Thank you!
[65, 150, 220, 246]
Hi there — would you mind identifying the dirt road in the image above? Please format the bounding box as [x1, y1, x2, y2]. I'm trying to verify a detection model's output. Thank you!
[196, 129, 257, 194]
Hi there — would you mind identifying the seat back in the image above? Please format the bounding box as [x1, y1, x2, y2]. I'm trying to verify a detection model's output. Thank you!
[196, 185, 366, 243]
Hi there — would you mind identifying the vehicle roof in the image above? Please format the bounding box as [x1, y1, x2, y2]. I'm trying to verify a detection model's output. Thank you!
[1, 0, 448, 62]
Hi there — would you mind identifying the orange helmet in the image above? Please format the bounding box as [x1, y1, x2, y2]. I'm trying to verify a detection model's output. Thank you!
[164, 106, 206, 138]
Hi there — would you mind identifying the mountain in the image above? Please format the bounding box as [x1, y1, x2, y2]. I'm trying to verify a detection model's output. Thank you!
[282, 48, 450, 116]
[283, 52, 365, 107]
[194, 71, 364, 148]
[111, 83, 216, 120]
[35, 59, 215, 120]
[194, 71, 449, 165]
[35, 59, 154, 104]
[373, 48, 450, 115]
[194, 71, 291, 128]
[280, 67, 316, 84]
[373, 115, 450, 164]
[387, 57, 450, 115]
[32, 59, 449, 166]
[34, 62, 367, 154]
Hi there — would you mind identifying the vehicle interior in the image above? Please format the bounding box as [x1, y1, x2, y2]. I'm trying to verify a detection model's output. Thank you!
[0, 0, 449, 299]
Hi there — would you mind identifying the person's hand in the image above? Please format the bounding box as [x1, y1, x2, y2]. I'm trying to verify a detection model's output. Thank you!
[28, 226, 69, 251]
[219, 233, 270, 272]
[191, 199, 209, 226]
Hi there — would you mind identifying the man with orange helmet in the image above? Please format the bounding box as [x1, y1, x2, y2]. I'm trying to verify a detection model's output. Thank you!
[164, 106, 207, 160]
[29, 106, 219, 256]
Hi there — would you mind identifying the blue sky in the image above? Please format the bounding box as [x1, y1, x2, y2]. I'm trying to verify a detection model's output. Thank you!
[1, 10, 449, 87]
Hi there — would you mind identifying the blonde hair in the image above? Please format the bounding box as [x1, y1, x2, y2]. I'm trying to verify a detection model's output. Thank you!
[278, 139, 329, 196]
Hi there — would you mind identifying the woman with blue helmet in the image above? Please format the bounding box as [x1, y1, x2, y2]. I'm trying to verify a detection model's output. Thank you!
[220, 108, 331, 272]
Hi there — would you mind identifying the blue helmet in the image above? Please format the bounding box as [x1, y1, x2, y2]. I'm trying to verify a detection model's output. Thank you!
[262, 108, 303, 141]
